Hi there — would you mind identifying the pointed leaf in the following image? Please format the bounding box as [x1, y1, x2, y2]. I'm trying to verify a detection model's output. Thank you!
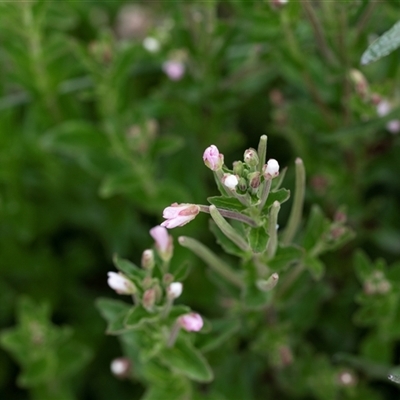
[267, 245, 304, 272]
[361, 20, 400, 65]
[158, 337, 213, 383]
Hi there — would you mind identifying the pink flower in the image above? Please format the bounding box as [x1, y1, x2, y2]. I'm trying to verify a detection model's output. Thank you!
[150, 225, 172, 255]
[161, 203, 200, 229]
[203, 145, 224, 171]
[178, 313, 203, 332]
[162, 60, 185, 81]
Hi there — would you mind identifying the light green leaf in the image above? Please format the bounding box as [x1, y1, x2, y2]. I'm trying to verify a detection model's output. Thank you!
[158, 337, 213, 383]
[248, 226, 268, 253]
[361, 21, 400, 65]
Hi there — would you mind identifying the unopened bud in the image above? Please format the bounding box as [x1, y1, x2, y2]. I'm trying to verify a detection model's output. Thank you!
[142, 288, 156, 311]
[233, 161, 244, 176]
[244, 148, 259, 168]
[110, 357, 131, 379]
[141, 249, 154, 270]
[168, 282, 183, 299]
[262, 159, 280, 179]
[256, 273, 279, 291]
[107, 272, 136, 295]
[337, 370, 357, 387]
[238, 177, 247, 192]
[163, 273, 174, 285]
[248, 171, 261, 189]
[178, 313, 203, 332]
[203, 145, 224, 171]
[349, 69, 369, 99]
[222, 173, 239, 190]
[270, 0, 288, 9]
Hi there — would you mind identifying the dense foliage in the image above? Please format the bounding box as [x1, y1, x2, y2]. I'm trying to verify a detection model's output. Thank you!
[1, 1, 400, 399]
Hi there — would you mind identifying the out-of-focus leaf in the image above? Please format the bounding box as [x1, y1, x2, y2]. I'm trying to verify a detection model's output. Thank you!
[361, 21, 400, 65]
[158, 336, 213, 383]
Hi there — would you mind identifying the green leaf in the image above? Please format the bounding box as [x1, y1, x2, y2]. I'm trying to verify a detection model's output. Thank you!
[267, 245, 303, 272]
[261, 188, 290, 212]
[151, 136, 184, 157]
[242, 261, 271, 308]
[142, 375, 191, 400]
[124, 306, 159, 329]
[361, 20, 400, 65]
[209, 220, 247, 258]
[248, 226, 268, 253]
[95, 298, 131, 335]
[113, 255, 146, 287]
[302, 205, 328, 251]
[158, 336, 213, 383]
[171, 261, 191, 282]
[207, 196, 247, 212]
[354, 250, 373, 282]
[199, 319, 240, 353]
[304, 255, 325, 280]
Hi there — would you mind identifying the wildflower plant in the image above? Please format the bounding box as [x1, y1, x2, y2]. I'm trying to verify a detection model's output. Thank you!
[97, 136, 354, 399]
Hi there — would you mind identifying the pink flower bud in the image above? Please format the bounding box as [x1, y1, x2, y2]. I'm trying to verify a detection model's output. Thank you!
[142, 288, 156, 311]
[203, 145, 224, 171]
[150, 225, 173, 261]
[168, 282, 183, 299]
[141, 249, 154, 270]
[262, 159, 280, 179]
[162, 60, 185, 81]
[107, 272, 136, 295]
[178, 312, 203, 332]
[222, 173, 239, 190]
[161, 203, 200, 229]
[244, 148, 259, 167]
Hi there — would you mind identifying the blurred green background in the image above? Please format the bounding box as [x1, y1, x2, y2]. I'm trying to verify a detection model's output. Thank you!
[1, 1, 400, 399]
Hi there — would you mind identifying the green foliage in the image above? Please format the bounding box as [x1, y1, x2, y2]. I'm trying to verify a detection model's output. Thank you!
[1, 0, 400, 399]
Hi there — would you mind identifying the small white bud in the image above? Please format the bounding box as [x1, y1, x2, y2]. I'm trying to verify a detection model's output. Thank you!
[262, 159, 280, 179]
[168, 282, 183, 299]
[107, 272, 136, 295]
[222, 173, 239, 190]
[142, 37, 160, 53]
[110, 357, 131, 379]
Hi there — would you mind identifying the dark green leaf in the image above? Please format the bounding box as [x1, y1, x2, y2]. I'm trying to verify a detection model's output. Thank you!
[261, 188, 290, 212]
[207, 196, 247, 212]
[267, 245, 303, 272]
[124, 306, 159, 329]
[199, 319, 240, 353]
[304, 255, 325, 280]
[113, 255, 146, 287]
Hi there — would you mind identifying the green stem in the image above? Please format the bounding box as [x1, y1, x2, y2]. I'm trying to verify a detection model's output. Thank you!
[209, 205, 249, 251]
[282, 158, 305, 245]
[198, 205, 258, 227]
[257, 135, 268, 173]
[178, 236, 244, 289]
[258, 179, 272, 211]
[267, 201, 281, 258]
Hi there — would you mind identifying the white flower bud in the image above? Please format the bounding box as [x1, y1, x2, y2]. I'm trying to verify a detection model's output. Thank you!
[168, 282, 183, 299]
[222, 173, 239, 190]
[262, 159, 280, 179]
[107, 272, 136, 295]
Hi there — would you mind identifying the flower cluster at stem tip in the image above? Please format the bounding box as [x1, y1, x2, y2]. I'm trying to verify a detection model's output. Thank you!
[161, 139, 280, 229]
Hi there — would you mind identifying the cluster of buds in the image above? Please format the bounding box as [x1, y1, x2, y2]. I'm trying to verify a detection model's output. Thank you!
[106, 225, 204, 355]
[363, 270, 391, 295]
[160, 137, 281, 230]
[203, 141, 280, 202]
